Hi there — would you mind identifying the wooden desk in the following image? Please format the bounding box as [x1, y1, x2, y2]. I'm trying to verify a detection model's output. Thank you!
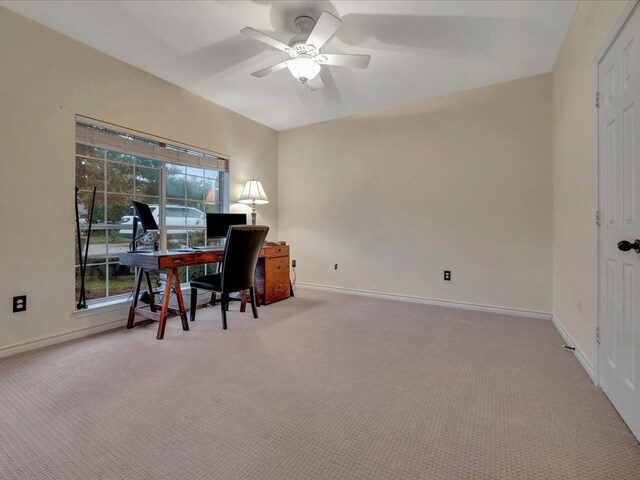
[120, 249, 224, 339]
[119, 245, 291, 339]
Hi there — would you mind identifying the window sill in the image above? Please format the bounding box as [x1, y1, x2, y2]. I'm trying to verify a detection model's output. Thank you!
[72, 296, 131, 318]
[71, 285, 194, 318]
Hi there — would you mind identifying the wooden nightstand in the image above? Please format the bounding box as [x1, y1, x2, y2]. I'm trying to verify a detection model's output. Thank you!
[255, 244, 290, 304]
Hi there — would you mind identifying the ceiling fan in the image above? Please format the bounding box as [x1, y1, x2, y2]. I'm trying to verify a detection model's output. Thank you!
[241, 11, 371, 91]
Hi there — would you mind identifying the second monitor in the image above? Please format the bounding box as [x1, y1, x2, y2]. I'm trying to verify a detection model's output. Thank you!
[206, 213, 247, 239]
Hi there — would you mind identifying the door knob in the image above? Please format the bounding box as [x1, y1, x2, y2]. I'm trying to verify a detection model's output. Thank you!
[617, 239, 640, 253]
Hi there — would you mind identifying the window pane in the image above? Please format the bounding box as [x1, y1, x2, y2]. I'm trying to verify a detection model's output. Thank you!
[186, 175, 205, 201]
[188, 229, 206, 247]
[176, 267, 188, 285]
[106, 162, 134, 194]
[188, 264, 207, 281]
[186, 166, 203, 176]
[107, 227, 132, 256]
[137, 195, 159, 206]
[167, 164, 185, 174]
[76, 157, 105, 191]
[80, 230, 107, 266]
[167, 172, 185, 199]
[166, 206, 184, 216]
[203, 178, 218, 203]
[204, 169, 219, 180]
[167, 232, 187, 249]
[106, 263, 135, 297]
[186, 207, 204, 219]
[77, 190, 105, 225]
[204, 203, 220, 214]
[106, 193, 134, 225]
[186, 201, 205, 220]
[136, 156, 162, 169]
[106, 150, 135, 164]
[135, 166, 160, 196]
[76, 144, 107, 159]
[76, 265, 107, 301]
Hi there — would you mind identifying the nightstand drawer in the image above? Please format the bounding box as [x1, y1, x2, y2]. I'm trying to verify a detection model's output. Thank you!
[262, 245, 289, 258]
[266, 256, 289, 278]
[266, 279, 289, 302]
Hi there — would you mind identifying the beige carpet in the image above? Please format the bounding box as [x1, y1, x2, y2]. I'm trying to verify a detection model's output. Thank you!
[1, 288, 639, 479]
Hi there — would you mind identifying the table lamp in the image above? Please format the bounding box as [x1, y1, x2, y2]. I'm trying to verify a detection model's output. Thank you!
[238, 179, 269, 225]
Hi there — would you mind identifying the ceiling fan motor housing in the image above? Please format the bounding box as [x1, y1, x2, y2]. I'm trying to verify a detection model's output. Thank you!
[294, 15, 315, 35]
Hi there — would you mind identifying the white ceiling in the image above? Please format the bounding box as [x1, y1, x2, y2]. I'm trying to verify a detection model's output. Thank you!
[1, 0, 576, 131]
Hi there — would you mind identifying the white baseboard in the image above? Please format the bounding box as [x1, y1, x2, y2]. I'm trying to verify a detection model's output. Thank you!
[551, 314, 596, 384]
[297, 282, 552, 320]
[1, 286, 208, 359]
[0, 319, 125, 359]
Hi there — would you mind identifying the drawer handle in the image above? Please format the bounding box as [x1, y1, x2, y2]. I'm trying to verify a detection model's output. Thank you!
[275, 265, 282, 270]
[275, 248, 281, 253]
[274, 285, 283, 291]
[171, 258, 185, 265]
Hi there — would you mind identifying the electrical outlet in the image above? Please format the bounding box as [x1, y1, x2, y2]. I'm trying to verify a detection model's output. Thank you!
[13, 295, 27, 313]
[292, 259, 297, 268]
[444, 270, 451, 281]
[334, 264, 338, 270]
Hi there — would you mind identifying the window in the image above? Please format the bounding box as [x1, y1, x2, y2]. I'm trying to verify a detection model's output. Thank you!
[75, 120, 229, 304]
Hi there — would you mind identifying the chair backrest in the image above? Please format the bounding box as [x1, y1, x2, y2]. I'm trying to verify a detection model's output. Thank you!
[221, 225, 269, 292]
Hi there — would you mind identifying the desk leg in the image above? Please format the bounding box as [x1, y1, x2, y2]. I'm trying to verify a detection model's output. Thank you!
[240, 291, 247, 313]
[240, 279, 260, 312]
[172, 268, 189, 331]
[157, 269, 174, 340]
[127, 268, 144, 329]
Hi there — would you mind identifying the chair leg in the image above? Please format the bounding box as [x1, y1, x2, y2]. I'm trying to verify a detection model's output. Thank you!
[250, 286, 259, 319]
[190, 288, 197, 321]
[221, 292, 228, 330]
[210, 292, 217, 307]
[254, 279, 261, 307]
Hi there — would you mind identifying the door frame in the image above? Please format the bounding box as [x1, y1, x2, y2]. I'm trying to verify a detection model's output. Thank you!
[593, 0, 640, 387]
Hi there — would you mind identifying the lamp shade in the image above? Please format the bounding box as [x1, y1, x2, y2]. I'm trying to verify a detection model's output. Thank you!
[287, 57, 321, 83]
[238, 179, 269, 205]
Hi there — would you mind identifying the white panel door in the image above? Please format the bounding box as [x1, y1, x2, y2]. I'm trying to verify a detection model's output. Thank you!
[598, 5, 640, 442]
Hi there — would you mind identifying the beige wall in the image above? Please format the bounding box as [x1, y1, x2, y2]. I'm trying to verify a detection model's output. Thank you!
[552, 0, 629, 365]
[279, 74, 553, 313]
[0, 8, 278, 354]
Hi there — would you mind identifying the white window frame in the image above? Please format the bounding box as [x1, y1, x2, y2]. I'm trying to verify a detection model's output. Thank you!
[75, 117, 229, 305]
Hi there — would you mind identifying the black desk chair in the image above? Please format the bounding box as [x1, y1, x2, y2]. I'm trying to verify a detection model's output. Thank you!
[189, 225, 269, 329]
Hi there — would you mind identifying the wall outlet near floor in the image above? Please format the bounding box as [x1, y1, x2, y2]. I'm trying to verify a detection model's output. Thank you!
[13, 295, 27, 313]
[292, 259, 297, 268]
[444, 270, 451, 281]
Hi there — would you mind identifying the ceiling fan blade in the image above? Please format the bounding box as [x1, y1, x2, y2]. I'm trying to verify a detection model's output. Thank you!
[321, 54, 371, 69]
[250, 61, 289, 78]
[305, 11, 342, 50]
[307, 74, 325, 91]
[241, 27, 291, 53]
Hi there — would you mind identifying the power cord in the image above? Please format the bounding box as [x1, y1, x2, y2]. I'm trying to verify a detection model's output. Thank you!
[291, 265, 297, 293]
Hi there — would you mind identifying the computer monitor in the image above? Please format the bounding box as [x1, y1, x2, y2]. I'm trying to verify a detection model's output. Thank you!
[132, 201, 159, 232]
[206, 213, 247, 238]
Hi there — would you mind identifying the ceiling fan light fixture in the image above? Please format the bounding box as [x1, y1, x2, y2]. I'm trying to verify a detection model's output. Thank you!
[287, 57, 321, 83]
